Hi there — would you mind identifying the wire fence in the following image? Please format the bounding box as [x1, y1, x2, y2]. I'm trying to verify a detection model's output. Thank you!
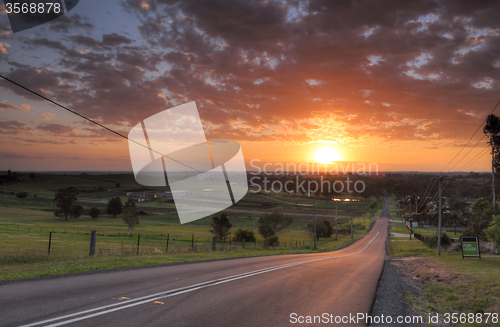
[0, 223, 336, 261]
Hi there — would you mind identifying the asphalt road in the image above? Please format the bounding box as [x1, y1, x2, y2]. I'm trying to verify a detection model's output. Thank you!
[1, 199, 390, 327]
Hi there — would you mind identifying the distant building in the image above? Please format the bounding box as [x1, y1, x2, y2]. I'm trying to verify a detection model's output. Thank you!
[157, 191, 186, 199]
[128, 192, 155, 202]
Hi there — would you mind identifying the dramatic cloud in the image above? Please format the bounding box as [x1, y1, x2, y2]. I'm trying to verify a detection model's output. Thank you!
[0, 100, 30, 112]
[0, 120, 35, 135]
[0, 41, 9, 54]
[1, 0, 499, 150]
[36, 123, 77, 135]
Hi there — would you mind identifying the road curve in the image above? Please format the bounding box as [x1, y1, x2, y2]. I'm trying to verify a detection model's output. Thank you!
[1, 198, 390, 327]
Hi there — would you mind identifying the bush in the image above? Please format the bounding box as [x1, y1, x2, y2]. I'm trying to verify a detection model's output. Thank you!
[265, 236, 279, 247]
[233, 228, 256, 242]
[16, 192, 28, 198]
[106, 197, 123, 217]
[209, 214, 232, 241]
[89, 207, 101, 219]
[424, 233, 452, 248]
[71, 204, 84, 218]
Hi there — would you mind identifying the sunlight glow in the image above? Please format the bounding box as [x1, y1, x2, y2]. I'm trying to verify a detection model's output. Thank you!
[314, 147, 340, 164]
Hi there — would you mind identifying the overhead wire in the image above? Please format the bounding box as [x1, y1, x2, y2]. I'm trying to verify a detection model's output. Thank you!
[0, 74, 201, 173]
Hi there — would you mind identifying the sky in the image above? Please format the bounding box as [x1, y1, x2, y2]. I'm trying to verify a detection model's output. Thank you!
[0, 0, 499, 172]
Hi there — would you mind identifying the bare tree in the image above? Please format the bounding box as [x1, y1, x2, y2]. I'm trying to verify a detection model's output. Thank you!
[122, 199, 139, 236]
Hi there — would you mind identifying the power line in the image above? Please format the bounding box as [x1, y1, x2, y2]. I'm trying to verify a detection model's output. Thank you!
[439, 100, 500, 173]
[0, 74, 201, 173]
[413, 101, 500, 213]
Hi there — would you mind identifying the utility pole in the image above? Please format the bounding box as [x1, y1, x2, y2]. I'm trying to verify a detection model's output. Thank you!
[437, 177, 443, 255]
[492, 140, 496, 212]
[313, 199, 316, 250]
[409, 196, 412, 240]
[335, 201, 338, 241]
[350, 213, 353, 239]
[415, 196, 418, 217]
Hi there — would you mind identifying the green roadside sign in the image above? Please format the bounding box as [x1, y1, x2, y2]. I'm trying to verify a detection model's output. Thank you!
[461, 236, 481, 259]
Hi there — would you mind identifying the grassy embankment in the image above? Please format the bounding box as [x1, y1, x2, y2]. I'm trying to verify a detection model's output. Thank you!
[388, 206, 500, 326]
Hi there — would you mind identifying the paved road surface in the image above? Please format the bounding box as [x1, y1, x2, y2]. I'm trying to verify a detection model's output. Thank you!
[1, 198, 390, 327]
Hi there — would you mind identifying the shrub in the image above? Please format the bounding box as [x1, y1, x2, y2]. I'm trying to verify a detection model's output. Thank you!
[233, 228, 256, 242]
[265, 235, 279, 247]
[71, 204, 84, 218]
[424, 233, 452, 248]
[209, 214, 232, 241]
[106, 197, 123, 217]
[16, 192, 28, 198]
[89, 207, 101, 219]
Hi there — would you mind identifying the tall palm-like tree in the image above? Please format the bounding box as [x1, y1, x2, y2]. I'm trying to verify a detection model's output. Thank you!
[483, 114, 500, 212]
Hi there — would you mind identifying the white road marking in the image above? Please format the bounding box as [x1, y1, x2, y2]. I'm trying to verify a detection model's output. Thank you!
[21, 231, 380, 327]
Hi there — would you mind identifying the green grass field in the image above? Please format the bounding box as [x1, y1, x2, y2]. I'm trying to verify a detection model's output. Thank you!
[410, 254, 500, 326]
[0, 173, 381, 281]
[389, 228, 500, 326]
[0, 206, 368, 280]
[390, 223, 463, 240]
[389, 240, 437, 257]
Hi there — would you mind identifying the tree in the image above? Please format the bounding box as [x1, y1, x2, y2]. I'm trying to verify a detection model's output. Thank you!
[307, 220, 333, 239]
[29, 172, 35, 180]
[392, 183, 410, 201]
[122, 199, 139, 236]
[233, 228, 256, 242]
[71, 204, 84, 218]
[16, 192, 28, 198]
[484, 114, 500, 212]
[447, 212, 461, 235]
[257, 212, 294, 239]
[209, 214, 232, 241]
[485, 215, 500, 254]
[106, 197, 123, 217]
[53, 187, 79, 221]
[463, 198, 492, 240]
[265, 235, 279, 247]
[90, 207, 101, 219]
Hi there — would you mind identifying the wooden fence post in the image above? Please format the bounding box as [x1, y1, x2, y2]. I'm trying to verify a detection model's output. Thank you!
[166, 234, 169, 253]
[136, 234, 140, 255]
[48, 232, 52, 255]
[243, 238, 245, 249]
[192, 234, 194, 250]
[212, 237, 216, 250]
[89, 230, 97, 256]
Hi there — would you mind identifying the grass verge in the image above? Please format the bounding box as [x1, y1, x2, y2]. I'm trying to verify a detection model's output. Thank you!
[389, 233, 500, 326]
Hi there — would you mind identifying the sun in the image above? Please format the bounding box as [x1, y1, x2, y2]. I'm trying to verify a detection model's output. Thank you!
[314, 147, 340, 164]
